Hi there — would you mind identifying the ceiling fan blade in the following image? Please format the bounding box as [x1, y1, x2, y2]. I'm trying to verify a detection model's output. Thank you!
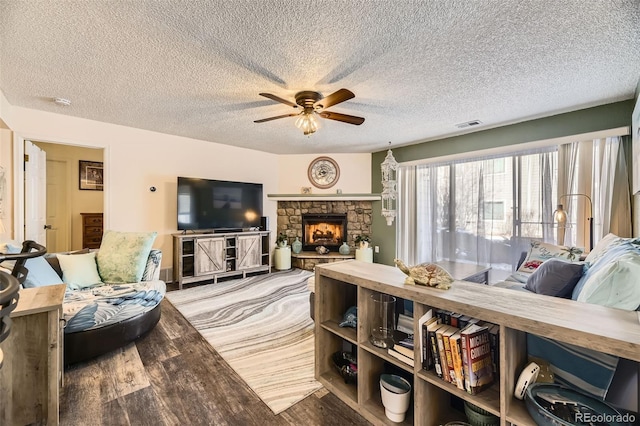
[315, 88, 355, 109]
[254, 113, 299, 123]
[258, 93, 298, 108]
[319, 111, 365, 125]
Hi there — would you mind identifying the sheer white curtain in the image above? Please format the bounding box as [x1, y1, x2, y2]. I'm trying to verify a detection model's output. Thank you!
[396, 165, 417, 265]
[557, 136, 631, 248]
[592, 136, 631, 239]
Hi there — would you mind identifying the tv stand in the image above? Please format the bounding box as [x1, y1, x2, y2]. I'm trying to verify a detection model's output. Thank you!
[173, 230, 271, 289]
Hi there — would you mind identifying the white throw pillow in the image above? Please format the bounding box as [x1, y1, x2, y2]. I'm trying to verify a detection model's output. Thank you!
[516, 241, 583, 274]
[57, 252, 103, 290]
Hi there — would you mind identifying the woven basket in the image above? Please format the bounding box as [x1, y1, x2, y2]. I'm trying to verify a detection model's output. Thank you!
[464, 402, 499, 426]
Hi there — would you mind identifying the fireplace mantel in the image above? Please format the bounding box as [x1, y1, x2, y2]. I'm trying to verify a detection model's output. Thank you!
[268, 193, 381, 201]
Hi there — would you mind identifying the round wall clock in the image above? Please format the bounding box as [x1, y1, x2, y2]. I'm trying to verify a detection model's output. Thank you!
[308, 156, 340, 189]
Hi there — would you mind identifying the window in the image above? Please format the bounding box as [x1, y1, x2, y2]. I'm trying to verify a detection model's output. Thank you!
[483, 201, 504, 220]
[399, 149, 557, 282]
[397, 135, 630, 284]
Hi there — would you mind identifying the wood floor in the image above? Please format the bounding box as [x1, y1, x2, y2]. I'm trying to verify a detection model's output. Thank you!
[60, 299, 371, 426]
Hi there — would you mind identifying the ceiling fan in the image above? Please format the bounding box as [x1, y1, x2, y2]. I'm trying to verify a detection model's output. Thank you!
[254, 88, 365, 135]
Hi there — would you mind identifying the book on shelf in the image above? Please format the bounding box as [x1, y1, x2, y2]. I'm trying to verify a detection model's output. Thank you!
[418, 309, 436, 367]
[388, 347, 414, 366]
[436, 325, 455, 383]
[460, 324, 494, 395]
[427, 322, 446, 378]
[397, 313, 414, 334]
[488, 323, 500, 377]
[449, 330, 465, 390]
[393, 342, 414, 359]
[442, 326, 458, 384]
[450, 313, 462, 328]
[420, 316, 439, 370]
[397, 334, 414, 350]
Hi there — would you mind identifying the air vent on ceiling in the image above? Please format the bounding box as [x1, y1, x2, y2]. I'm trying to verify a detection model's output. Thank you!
[455, 120, 482, 129]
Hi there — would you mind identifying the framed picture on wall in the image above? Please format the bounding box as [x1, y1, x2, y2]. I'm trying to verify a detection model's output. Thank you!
[79, 160, 104, 191]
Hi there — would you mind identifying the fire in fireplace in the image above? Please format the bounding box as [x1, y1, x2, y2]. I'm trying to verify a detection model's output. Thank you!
[302, 214, 347, 251]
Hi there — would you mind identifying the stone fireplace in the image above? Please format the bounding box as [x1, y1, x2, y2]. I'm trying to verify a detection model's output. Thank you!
[277, 200, 372, 253]
[302, 214, 347, 251]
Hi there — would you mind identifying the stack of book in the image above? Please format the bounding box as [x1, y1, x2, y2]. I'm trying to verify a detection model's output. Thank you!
[387, 334, 415, 367]
[420, 309, 497, 395]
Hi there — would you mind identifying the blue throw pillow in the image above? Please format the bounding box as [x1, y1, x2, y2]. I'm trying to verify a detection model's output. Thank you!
[524, 259, 584, 298]
[22, 256, 65, 288]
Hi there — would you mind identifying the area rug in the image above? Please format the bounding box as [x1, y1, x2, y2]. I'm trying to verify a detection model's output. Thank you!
[165, 269, 321, 414]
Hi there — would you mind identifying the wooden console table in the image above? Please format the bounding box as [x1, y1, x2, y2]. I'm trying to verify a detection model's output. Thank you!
[314, 260, 640, 426]
[0, 284, 65, 426]
[292, 251, 355, 271]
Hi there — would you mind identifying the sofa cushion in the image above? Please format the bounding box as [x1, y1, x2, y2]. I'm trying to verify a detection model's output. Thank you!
[571, 240, 640, 309]
[21, 256, 65, 288]
[516, 241, 583, 274]
[97, 230, 157, 283]
[141, 249, 163, 281]
[57, 252, 103, 290]
[524, 259, 584, 298]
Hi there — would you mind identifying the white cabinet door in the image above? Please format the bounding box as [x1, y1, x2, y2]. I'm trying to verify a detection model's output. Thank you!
[195, 237, 225, 275]
[237, 234, 261, 270]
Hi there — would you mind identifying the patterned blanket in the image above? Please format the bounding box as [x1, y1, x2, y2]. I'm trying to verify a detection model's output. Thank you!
[63, 280, 165, 333]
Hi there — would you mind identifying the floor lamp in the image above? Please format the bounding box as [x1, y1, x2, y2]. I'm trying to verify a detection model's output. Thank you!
[553, 193, 593, 251]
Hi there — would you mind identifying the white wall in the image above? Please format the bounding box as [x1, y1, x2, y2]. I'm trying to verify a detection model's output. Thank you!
[0, 128, 13, 240]
[277, 154, 371, 194]
[0, 91, 373, 269]
[2, 102, 279, 267]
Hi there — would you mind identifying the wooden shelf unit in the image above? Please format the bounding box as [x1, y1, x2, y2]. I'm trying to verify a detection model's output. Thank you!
[0, 284, 66, 426]
[314, 260, 640, 426]
[173, 231, 270, 289]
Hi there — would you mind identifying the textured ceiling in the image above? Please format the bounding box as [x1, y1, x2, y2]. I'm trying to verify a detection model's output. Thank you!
[1, 0, 639, 154]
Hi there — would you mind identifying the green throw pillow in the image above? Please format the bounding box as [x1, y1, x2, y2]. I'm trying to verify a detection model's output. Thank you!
[97, 230, 157, 283]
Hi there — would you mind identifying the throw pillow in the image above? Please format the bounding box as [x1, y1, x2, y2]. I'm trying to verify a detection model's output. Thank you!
[572, 240, 640, 303]
[21, 256, 65, 288]
[0, 240, 22, 254]
[97, 230, 157, 283]
[57, 252, 103, 290]
[524, 259, 584, 298]
[574, 251, 640, 311]
[584, 233, 623, 264]
[516, 241, 583, 274]
[45, 248, 91, 278]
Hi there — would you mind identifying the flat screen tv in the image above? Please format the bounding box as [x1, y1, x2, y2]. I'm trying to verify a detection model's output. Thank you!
[177, 177, 263, 231]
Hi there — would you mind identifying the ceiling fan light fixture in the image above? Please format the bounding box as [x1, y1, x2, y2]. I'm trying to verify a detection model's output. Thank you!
[295, 111, 318, 135]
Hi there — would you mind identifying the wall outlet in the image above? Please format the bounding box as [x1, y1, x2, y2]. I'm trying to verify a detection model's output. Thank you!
[374, 246, 380, 253]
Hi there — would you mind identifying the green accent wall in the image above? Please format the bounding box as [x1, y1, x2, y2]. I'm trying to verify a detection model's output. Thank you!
[371, 100, 635, 266]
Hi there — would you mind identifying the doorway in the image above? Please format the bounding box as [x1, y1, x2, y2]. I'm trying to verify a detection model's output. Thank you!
[26, 141, 104, 252]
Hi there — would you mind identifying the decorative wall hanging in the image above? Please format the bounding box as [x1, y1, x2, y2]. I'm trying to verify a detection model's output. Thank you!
[79, 160, 104, 191]
[381, 147, 398, 226]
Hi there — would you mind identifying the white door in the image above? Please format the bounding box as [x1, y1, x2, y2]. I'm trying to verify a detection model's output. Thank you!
[24, 140, 47, 245]
[45, 159, 70, 252]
